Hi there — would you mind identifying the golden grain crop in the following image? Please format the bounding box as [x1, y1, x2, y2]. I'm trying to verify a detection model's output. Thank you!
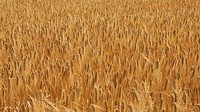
[0, 0, 199, 112]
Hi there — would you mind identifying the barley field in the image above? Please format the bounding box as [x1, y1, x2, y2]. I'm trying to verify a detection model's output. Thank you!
[0, 0, 199, 112]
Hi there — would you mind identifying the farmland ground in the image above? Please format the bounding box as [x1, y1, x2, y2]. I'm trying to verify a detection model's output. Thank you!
[0, 0, 199, 112]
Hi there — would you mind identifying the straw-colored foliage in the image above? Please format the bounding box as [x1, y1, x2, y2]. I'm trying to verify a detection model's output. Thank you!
[0, 0, 199, 111]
